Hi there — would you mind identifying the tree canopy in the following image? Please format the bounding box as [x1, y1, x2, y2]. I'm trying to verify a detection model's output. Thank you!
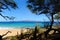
[54, 12, 60, 24]
[27, 0, 60, 25]
[0, 0, 17, 20]
[27, 0, 60, 15]
[27, 0, 60, 37]
[54, 12, 60, 20]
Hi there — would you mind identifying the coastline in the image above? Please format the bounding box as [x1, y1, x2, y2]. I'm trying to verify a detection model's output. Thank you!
[0, 26, 57, 38]
[0, 28, 28, 38]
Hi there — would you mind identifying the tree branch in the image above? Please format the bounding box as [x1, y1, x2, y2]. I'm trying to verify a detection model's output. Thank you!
[0, 13, 15, 20]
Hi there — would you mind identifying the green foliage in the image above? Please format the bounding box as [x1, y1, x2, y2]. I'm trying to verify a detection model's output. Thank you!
[11, 36, 17, 40]
[4, 26, 60, 40]
[54, 12, 60, 20]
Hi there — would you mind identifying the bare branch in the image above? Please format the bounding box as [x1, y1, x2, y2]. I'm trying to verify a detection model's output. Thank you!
[45, 14, 51, 21]
[0, 13, 15, 20]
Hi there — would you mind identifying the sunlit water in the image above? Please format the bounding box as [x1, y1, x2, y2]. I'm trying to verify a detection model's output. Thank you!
[0, 21, 59, 29]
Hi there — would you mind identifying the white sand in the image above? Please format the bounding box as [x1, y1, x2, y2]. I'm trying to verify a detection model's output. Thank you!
[0, 28, 27, 38]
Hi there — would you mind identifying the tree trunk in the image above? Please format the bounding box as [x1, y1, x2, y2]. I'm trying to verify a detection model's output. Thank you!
[44, 13, 54, 38]
[33, 26, 38, 40]
[50, 13, 54, 29]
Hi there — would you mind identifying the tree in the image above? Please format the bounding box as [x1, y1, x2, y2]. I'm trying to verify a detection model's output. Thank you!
[0, 31, 11, 40]
[27, 0, 60, 37]
[54, 12, 60, 27]
[0, 0, 17, 20]
[54, 12, 60, 21]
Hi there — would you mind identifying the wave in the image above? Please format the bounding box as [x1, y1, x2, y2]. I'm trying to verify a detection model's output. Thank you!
[0, 27, 14, 29]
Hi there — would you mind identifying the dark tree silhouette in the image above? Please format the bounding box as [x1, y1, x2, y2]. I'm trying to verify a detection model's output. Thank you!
[27, 0, 60, 38]
[32, 26, 38, 40]
[0, 0, 17, 20]
[0, 31, 11, 40]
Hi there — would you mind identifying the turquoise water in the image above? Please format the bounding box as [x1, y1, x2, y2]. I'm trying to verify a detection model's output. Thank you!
[0, 21, 45, 28]
[0, 21, 58, 29]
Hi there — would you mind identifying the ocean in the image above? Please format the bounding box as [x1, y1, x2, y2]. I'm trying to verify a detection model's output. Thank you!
[0, 21, 59, 29]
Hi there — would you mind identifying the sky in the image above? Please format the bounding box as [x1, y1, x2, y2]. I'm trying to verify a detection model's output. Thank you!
[0, 0, 49, 22]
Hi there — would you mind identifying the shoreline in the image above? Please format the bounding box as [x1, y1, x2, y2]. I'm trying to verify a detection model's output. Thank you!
[0, 26, 57, 38]
[0, 26, 34, 29]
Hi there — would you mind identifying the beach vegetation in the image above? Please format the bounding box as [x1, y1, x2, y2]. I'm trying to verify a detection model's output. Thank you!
[27, 0, 60, 38]
[0, 0, 60, 40]
[11, 36, 17, 40]
[2, 25, 60, 40]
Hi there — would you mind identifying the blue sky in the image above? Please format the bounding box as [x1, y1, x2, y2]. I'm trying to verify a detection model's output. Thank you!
[0, 0, 49, 22]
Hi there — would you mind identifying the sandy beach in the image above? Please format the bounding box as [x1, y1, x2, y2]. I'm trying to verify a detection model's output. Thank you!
[0, 27, 56, 38]
[0, 28, 27, 38]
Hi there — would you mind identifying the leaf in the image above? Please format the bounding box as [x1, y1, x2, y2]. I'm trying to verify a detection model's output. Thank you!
[27, 4, 32, 9]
